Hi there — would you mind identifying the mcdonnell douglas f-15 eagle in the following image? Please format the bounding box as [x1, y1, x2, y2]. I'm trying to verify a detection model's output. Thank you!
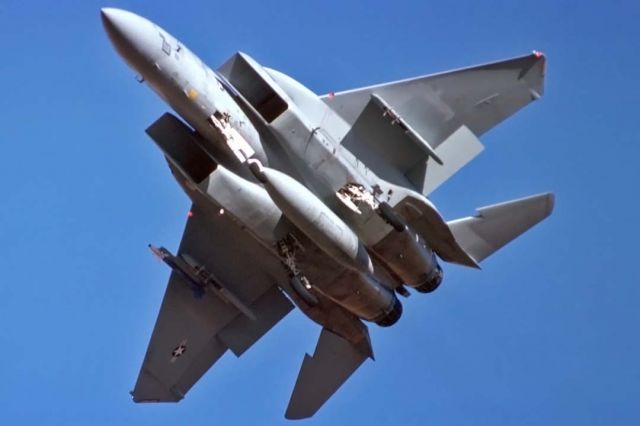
[102, 8, 554, 419]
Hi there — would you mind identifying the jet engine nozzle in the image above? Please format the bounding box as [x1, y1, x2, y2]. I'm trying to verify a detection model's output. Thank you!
[414, 265, 443, 293]
[372, 227, 443, 291]
[374, 296, 403, 327]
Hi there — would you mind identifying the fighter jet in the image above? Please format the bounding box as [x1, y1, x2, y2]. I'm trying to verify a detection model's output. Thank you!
[101, 7, 554, 419]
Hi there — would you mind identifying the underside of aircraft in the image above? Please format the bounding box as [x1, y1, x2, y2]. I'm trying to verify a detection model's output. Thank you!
[102, 8, 554, 419]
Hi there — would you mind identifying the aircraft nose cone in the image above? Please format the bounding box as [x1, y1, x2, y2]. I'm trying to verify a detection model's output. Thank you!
[100, 8, 130, 41]
[100, 7, 113, 24]
[101, 8, 160, 71]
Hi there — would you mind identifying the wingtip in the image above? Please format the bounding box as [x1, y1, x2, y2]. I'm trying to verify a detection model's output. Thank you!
[464, 256, 482, 270]
[284, 408, 312, 420]
[543, 192, 555, 217]
[285, 384, 315, 420]
[518, 50, 546, 98]
[532, 50, 545, 60]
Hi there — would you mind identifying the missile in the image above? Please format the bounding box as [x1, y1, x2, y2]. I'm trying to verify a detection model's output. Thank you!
[249, 161, 373, 274]
[149, 245, 257, 320]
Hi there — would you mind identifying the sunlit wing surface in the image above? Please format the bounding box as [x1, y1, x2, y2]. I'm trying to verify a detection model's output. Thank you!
[325, 53, 546, 194]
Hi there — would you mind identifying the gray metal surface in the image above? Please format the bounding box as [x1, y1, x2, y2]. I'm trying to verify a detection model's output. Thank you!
[323, 53, 545, 141]
[131, 202, 293, 402]
[324, 53, 545, 195]
[448, 193, 555, 263]
[286, 328, 372, 419]
[103, 7, 554, 419]
[392, 190, 480, 268]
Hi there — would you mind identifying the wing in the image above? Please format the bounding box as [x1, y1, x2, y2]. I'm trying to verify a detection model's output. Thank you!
[324, 52, 546, 194]
[131, 202, 293, 402]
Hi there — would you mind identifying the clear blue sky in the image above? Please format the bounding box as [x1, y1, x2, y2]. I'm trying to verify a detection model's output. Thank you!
[1, 0, 638, 424]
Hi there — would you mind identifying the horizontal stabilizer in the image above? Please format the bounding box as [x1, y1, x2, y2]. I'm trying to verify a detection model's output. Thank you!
[285, 328, 372, 419]
[447, 193, 555, 263]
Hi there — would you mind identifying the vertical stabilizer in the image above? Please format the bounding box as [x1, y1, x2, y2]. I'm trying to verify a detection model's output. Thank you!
[285, 328, 372, 419]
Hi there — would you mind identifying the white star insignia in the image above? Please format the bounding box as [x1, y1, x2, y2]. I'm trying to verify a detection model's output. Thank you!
[172, 344, 187, 358]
